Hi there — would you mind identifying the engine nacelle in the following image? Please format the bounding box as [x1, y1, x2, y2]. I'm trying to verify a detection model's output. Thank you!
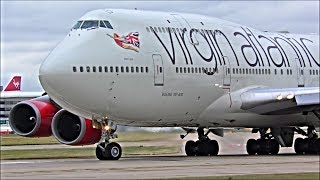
[9, 96, 59, 137]
[51, 109, 101, 145]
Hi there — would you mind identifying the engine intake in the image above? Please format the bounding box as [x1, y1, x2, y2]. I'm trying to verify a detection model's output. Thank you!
[51, 109, 101, 145]
[9, 96, 58, 137]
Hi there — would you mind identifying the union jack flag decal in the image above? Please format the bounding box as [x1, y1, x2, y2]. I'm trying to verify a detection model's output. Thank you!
[108, 32, 140, 52]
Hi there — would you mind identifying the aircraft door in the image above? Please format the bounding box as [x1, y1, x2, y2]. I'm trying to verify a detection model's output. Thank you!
[295, 57, 305, 87]
[222, 56, 231, 86]
[153, 54, 164, 86]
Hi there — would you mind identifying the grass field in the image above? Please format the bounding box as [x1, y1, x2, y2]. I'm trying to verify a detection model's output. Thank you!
[0, 146, 179, 160]
[0, 131, 179, 146]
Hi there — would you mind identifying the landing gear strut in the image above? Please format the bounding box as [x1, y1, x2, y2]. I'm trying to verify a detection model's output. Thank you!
[185, 128, 219, 156]
[294, 126, 320, 155]
[95, 120, 122, 160]
[246, 128, 280, 155]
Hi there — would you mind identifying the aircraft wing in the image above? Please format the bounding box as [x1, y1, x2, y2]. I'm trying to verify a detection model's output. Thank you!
[240, 87, 320, 115]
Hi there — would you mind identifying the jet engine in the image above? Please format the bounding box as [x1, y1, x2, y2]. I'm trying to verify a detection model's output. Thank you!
[9, 96, 59, 137]
[51, 109, 101, 145]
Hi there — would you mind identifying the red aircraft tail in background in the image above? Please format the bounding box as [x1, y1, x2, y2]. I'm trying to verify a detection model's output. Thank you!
[3, 76, 21, 91]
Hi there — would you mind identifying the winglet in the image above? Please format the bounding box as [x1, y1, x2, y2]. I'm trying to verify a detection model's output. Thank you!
[3, 76, 21, 91]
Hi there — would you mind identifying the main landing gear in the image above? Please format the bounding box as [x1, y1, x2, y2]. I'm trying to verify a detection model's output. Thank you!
[246, 128, 280, 155]
[95, 120, 122, 160]
[184, 128, 219, 156]
[294, 126, 320, 155]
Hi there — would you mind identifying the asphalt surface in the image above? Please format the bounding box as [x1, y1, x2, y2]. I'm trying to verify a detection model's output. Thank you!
[1, 155, 319, 179]
[1, 132, 319, 179]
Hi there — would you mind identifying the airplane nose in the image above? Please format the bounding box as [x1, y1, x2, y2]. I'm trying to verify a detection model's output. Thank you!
[39, 49, 69, 94]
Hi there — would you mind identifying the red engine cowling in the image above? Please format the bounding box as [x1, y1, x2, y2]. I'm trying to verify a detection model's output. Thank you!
[9, 96, 59, 137]
[51, 109, 101, 145]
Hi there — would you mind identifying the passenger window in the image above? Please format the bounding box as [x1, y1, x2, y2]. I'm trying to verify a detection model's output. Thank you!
[160, 67, 163, 73]
[103, 21, 113, 29]
[262, 69, 264, 75]
[187, 67, 190, 73]
[93, 66, 96, 72]
[239, 69, 242, 74]
[287, 69, 289, 75]
[301, 70, 303, 75]
[255, 69, 258, 74]
[316, 70, 318, 75]
[141, 67, 144, 73]
[99, 66, 102, 72]
[245, 68, 248, 74]
[274, 69, 277, 75]
[121, 66, 124, 73]
[227, 68, 230, 74]
[99, 21, 106, 28]
[146, 67, 149, 73]
[313, 70, 315, 75]
[281, 69, 283, 75]
[110, 66, 113, 72]
[126, 66, 129, 73]
[236, 68, 238, 74]
[252, 69, 255, 74]
[72, 21, 83, 30]
[259, 69, 261, 74]
[233, 68, 235, 74]
[115, 66, 119, 73]
[249, 69, 251, 74]
[154, 27, 158, 32]
[105, 66, 108, 72]
[86, 66, 90, 72]
[81, 21, 99, 29]
[158, 27, 162, 33]
[162, 27, 165, 32]
[191, 67, 194, 73]
[310, 69, 312, 75]
[195, 67, 198, 73]
[180, 67, 183, 73]
[80, 66, 83, 72]
[199, 67, 201, 73]
[131, 67, 134, 73]
[184, 67, 186, 73]
[136, 67, 139, 73]
[268, 69, 271, 74]
[176, 67, 179, 73]
[146, 27, 150, 32]
[73, 66, 77, 72]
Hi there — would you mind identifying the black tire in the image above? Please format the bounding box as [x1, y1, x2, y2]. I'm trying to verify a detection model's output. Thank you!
[246, 139, 257, 155]
[185, 140, 197, 156]
[96, 142, 107, 160]
[197, 141, 209, 156]
[270, 139, 280, 155]
[105, 142, 122, 160]
[307, 138, 318, 154]
[294, 138, 305, 154]
[316, 139, 320, 154]
[208, 140, 219, 156]
[256, 139, 267, 155]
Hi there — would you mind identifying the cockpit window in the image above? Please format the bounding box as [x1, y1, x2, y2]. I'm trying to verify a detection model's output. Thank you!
[72, 21, 83, 29]
[103, 21, 113, 29]
[99, 21, 106, 28]
[81, 20, 99, 29]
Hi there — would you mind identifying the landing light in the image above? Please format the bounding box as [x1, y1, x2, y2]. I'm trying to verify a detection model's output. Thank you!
[276, 95, 283, 100]
[215, 84, 219, 86]
[104, 125, 110, 131]
[286, 94, 294, 99]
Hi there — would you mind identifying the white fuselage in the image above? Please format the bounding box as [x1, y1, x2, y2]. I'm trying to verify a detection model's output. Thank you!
[39, 9, 320, 128]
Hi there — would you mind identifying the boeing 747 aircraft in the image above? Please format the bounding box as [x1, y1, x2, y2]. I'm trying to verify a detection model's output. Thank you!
[9, 9, 319, 160]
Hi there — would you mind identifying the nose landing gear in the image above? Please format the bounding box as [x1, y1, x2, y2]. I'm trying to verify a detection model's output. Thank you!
[94, 119, 122, 160]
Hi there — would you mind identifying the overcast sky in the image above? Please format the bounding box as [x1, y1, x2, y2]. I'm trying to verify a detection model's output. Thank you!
[1, 1, 319, 91]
